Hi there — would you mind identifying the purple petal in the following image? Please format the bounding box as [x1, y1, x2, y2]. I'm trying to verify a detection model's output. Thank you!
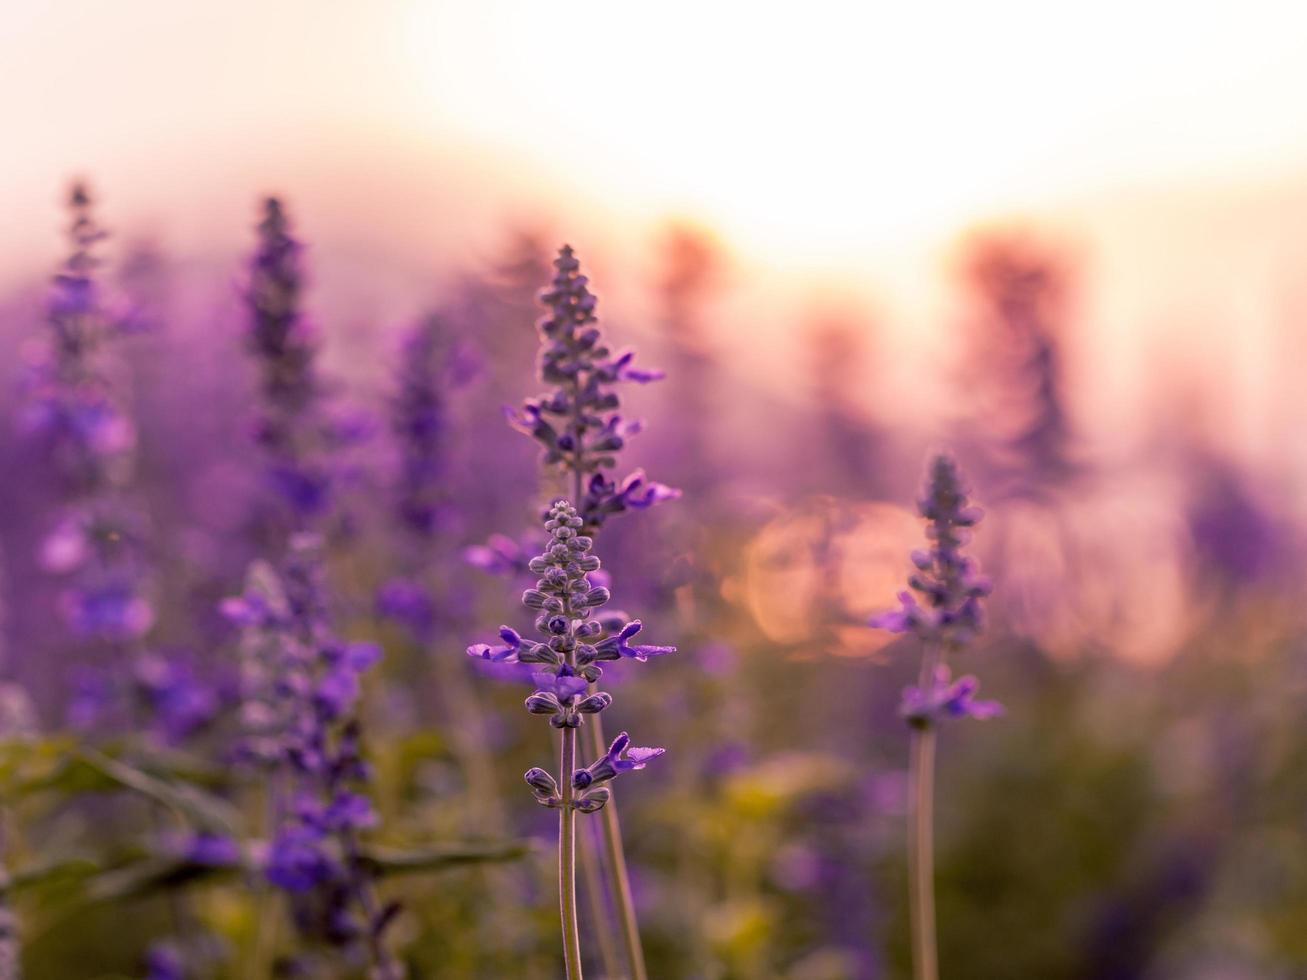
[624, 746, 665, 766]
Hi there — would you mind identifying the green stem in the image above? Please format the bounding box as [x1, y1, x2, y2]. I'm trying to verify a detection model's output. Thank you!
[560, 726, 584, 980]
[579, 820, 623, 979]
[908, 645, 940, 980]
[586, 714, 647, 980]
[569, 373, 646, 979]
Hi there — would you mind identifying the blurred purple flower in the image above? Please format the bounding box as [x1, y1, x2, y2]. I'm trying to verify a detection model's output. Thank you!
[375, 577, 436, 640]
[463, 532, 535, 578]
[870, 455, 992, 650]
[134, 652, 220, 744]
[899, 665, 1003, 727]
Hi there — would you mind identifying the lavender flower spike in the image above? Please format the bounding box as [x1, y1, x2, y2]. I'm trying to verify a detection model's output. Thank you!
[224, 539, 399, 975]
[510, 245, 679, 530]
[472, 499, 671, 978]
[870, 454, 992, 651]
[869, 453, 998, 980]
[244, 197, 333, 524]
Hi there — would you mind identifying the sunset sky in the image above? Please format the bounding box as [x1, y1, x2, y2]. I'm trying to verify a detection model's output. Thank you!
[7, 1, 1307, 255]
[4, 1, 1307, 464]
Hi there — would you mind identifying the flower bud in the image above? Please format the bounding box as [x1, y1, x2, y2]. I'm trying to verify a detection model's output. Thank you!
[576, 692, 612, 714]
[524, 767, 559, 797]
[582, 587, 611, 608]
[575, 787, 610, 813]
[525, 692, 561, 715]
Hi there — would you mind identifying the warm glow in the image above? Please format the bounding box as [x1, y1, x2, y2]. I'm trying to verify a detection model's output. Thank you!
[404, 0, 1307, 261]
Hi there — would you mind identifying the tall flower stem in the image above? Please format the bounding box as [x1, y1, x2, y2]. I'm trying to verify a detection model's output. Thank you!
[569, 382, 648, 980]
[579, 824, 622, 979]
[499, 249, 675, 977]
[871, 455, 999, 980]
[560, 724, 583, 980]
[586, 716, 647, 980]
[907, 643, 940, 980]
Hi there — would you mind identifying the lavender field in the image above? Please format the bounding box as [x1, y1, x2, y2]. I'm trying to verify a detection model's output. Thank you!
[3, 4, 1307, 979]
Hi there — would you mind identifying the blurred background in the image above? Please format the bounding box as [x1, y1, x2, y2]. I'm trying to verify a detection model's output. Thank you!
[2, 2, 1307, 977]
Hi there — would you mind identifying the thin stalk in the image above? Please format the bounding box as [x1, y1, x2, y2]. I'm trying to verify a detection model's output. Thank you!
[342, 828, 403, 980]
[560, 726, 584, 980]
[580, 821, 623, 978]
[907, 645, 940, 980]
[568, 384, 648, 980]
[586, 715, 647, 980]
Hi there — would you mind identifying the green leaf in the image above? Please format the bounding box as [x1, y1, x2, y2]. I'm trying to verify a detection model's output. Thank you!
[81, 855, 241, 904]
[71, 748, 241, 833]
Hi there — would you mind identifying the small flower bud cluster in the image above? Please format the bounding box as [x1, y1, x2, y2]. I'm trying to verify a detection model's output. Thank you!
[24, 183, 136, 496]
[507, 246, 679, 532]
[871, 454, 1000, 727]
[244, 198, 335, 522]
[871, 455, 992, 649]
[389, 315, 475, 541]
[468, 500, 668, 811]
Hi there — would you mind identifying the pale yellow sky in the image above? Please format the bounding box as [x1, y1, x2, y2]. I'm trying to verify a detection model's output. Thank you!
[6, 0, 1307, 266]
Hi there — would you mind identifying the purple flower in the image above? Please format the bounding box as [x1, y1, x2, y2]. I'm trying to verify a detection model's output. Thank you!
[476, 500, 669, 811]
[594, 620, 676, 663]
[572, 731, 666, 790]
[265, 825, 331, 892]
[507, 245, 679, 532]
[183, 832, 242, 867]
[225, 539, 393, 967]
[869, 455, 992, 649]
[61, 584, 154, 642]
[145, 942, 186, 980]
[531, 668, 589, 703]
[325, 791, 378, 832]
[389, 316, 473, 540]
[375, 577, 436, 639]
[899, 665, 1004, 727]
[871, 454, 1001, 732]
[466, 625, 524, 663]
[463, 532, 534, 578]
[134, 653, 219, 744]
[243, 198, 347, 528]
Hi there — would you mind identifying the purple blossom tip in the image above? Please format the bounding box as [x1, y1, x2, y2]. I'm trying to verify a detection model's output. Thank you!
[899, 665, 1003, 727]
[467, 625, 524, 664]
[609, 619, 677, 661]
[871, 455, 990, 649]
[572, 730, 666, 789]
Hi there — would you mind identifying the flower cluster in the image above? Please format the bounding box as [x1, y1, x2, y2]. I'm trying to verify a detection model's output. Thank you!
[244, 198, 334, 522]
[376, 314, 479, 642]
[462, 532, 535, 580]
[507, 245, 679, 532]
[24, 183, 136, 496]
[469, 500, 668, 811]
[222, 536, 397, 965]
[23, 185, 174, 742]
[26, 187, 154, 647]
[871, 455, 992, 649]
[389, 315, 476, 541]
[871, 455, 999, 726]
